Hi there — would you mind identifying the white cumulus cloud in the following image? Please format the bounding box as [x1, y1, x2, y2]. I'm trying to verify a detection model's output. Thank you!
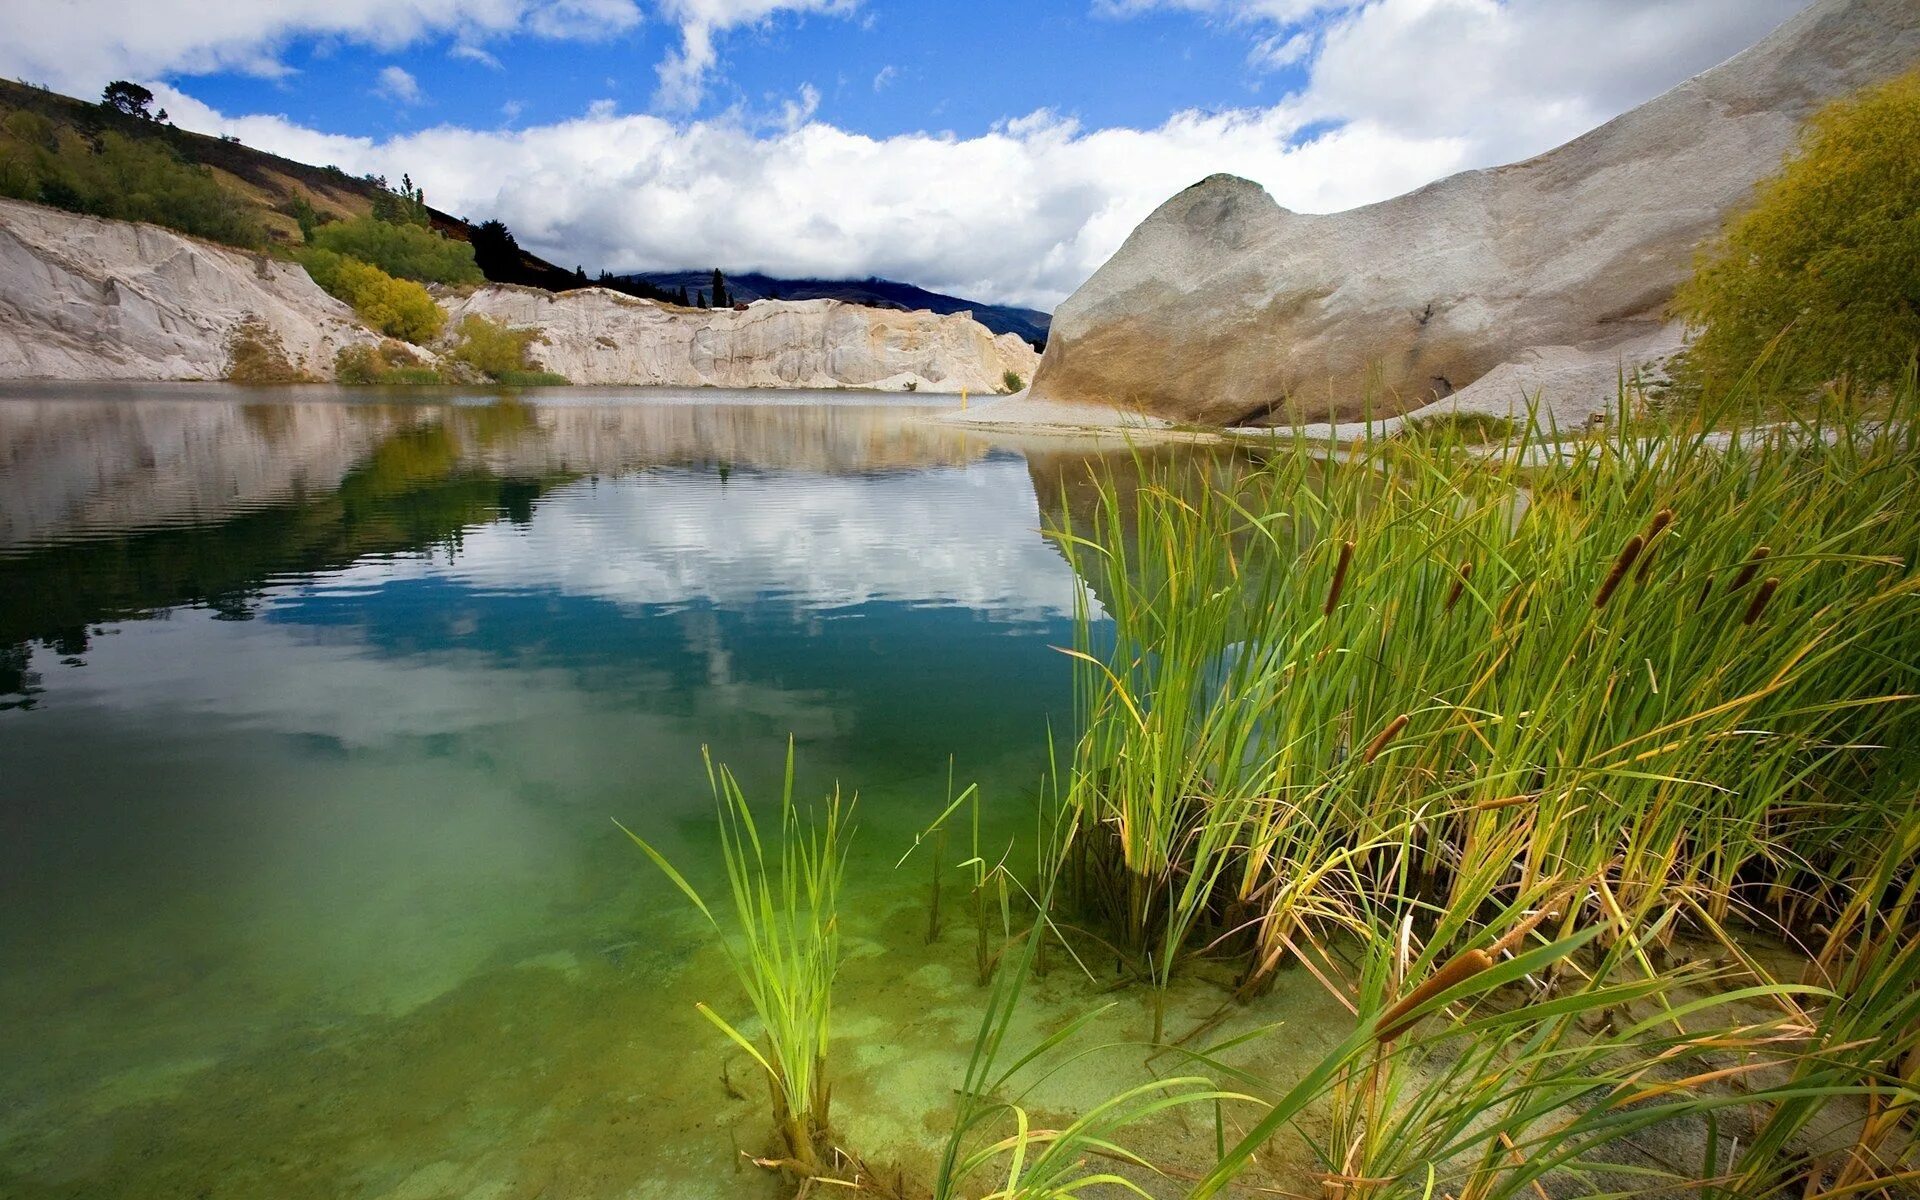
[374, 65, 425, 104]
[0, 0, 642, 95]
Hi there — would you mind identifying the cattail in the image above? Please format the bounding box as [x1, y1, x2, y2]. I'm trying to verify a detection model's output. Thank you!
[1444, 560, 1473, 613]
[1728, 545, 1771, 593]
[1324, 540, 1355, 615]
[1362, 713, 1410, 765]
[1592, 534, 1645, 609]
[1742, 576, 1781, 625]
[1634, 509, 1675, 583]
[1376, 949, 1494, 1042]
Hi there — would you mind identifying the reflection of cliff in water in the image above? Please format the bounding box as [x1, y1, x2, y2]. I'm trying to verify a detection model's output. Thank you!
[0, 390, 996, 707]
[1, 387, 988, 551]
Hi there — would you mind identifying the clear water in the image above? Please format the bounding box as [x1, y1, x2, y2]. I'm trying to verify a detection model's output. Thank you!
[0, 385, 1348, 1199]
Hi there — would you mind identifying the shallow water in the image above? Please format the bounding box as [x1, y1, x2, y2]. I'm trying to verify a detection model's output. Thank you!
[0, 384, 1341, 1199]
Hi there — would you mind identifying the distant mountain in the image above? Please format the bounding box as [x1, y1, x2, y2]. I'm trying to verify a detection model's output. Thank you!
[619, 271, 1051, 347]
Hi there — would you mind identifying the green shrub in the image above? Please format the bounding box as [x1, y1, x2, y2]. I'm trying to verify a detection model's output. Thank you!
[308, 215, 481, 285]
[1002, 370, 1024, 393]
[1394, 410, 1518, 444]
[1674, 66, 1920, 393]
[447, 314, 536, 377]
[300, 249, 444, 343]
[0, 124, 261, 247]
[489, 369, 570, 387]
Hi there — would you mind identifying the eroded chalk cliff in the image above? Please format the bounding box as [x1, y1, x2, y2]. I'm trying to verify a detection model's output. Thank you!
[0, 197, 374, 381]
[439, 285, 1038, 394]
[1022, 0, 1920, 426]
[0, 198, 1039, 393]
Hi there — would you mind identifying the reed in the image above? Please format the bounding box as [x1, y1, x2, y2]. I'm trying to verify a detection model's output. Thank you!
[1012, 369, 1920, 1196]
[619, 742, 850, 1178]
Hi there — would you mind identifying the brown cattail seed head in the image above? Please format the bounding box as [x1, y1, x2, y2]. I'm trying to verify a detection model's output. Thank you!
[1325, 540, 1355, 616]
[1592, 534, 1645, 609]
[1742, 576, 1781, 625]
[1729, 546, 1772, 593]
[1635, 509, 1675, 583]
[1445, 560, 1473, 613]
[1363, 713, 1411, 765]
[1377, 948, 1494, 1042]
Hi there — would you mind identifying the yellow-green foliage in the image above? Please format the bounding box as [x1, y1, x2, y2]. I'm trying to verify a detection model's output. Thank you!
[448, 314, 537, 377]
[308, 215, 482, 285]
[0, 116, 262, 247]
[1675, 66, 1920, 391]
[300, 248, 443, 343]
[1002, 370, 1023, 393]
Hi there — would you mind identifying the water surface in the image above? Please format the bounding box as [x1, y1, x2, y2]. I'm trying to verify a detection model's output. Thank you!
[0, 384, 1336, 1199]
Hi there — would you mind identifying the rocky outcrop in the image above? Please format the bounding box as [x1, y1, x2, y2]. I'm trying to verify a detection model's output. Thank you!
[1023, 0, 1920, 426]
[438, 285, 1039, 393]
[0, 199, 1038, 392]
[0, 197, 376, 381]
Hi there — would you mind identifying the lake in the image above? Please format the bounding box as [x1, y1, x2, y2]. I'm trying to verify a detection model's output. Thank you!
[1, 384, 1287, 1199]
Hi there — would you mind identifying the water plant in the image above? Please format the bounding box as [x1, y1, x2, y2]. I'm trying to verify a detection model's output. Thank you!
[989, 369, 1920, 1195]
[619, 743, 850, 1178]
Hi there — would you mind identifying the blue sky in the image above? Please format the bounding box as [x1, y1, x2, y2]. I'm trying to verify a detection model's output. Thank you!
[0, 0, 1811, 306]
[162, 3, 1314, 143]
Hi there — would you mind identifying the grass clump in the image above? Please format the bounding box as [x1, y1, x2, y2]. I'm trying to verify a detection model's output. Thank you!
[224, 317, 307, 383]
[620, 744, 850, 1179]
[299, 248, 443, 343]
[1393, 408, 1517, 444]
[333, 340, 445, 385]
[1002, 370, 1024, 393]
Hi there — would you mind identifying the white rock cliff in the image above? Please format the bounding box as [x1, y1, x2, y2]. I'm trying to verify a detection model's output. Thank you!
[0, 198, 1038, 393]
[0, 197, 374, 380]
[439, 285, 1038, 394]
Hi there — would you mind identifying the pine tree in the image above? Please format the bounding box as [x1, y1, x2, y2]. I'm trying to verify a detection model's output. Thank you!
[711, 268, 729, 309]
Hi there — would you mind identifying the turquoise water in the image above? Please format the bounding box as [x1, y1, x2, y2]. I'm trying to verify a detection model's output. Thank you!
[0, 386, 1088, 1195]
[0, 386, 1346, 1199]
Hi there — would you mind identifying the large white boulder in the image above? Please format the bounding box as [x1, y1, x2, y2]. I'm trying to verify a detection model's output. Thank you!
[1022, 0, 1920, 426]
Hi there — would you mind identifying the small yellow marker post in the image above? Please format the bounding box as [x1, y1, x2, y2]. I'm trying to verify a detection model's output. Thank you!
[961, 388, 968, 411]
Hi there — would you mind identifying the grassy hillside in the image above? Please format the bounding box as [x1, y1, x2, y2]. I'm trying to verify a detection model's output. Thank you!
[0, 78, 578, 289]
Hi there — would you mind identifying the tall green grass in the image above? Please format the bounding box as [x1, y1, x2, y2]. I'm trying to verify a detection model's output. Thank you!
[934, 376, 1920, 1198]
[621, 743, 850, 1177]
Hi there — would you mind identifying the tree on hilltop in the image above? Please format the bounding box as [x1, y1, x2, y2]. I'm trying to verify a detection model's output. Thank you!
[470, 219, 522, 281]
[101, 80, 156, 120]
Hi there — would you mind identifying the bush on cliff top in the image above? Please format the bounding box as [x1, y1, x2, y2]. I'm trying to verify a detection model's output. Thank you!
[308, 215, 482, 286]
[299, 248, 444, 344]
[1674, 65, 1920, 393]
